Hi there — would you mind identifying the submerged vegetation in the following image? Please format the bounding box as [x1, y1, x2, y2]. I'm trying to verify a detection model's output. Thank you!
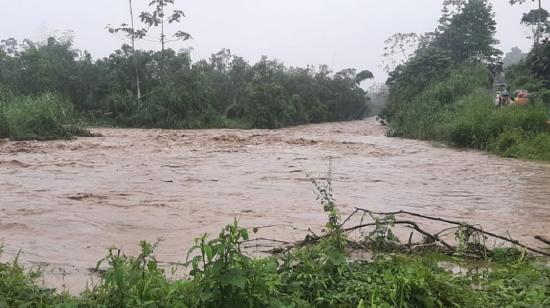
[1, 181, 549, 307]
[383, 0, 550, 161]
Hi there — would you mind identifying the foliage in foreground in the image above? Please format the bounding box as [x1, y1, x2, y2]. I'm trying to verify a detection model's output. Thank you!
[0, 91, 89, 141]
[1, 225, 549, 307]
[1, 182, 549, 307]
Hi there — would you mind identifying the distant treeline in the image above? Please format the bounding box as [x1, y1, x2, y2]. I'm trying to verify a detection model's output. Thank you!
[0, 37, 373, 133]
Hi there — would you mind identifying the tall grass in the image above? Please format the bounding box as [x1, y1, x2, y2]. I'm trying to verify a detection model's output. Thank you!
[386, 64, 550, 161]
[0, 93, 89, 140]
[387, 64, 491, 140]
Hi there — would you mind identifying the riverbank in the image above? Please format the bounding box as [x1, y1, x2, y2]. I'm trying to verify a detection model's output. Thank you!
[2, 226, 548, 306]
[385, 64, 550, 161]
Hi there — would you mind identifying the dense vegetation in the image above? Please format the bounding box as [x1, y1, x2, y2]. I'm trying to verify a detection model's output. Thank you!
[383, 0, 550, 161]
[0, 36, 373, 140]
[0, 90, 88, 141]
[1, 182, 549, 307]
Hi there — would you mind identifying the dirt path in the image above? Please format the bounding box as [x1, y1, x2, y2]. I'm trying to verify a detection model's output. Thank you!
[1, 118, 549, 292]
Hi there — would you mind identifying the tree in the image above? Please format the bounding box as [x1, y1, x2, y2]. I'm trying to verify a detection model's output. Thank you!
[511, 0, 546, 46]
[382, 33, 422, 73]
[503, 46, 528, 67]
[355, 70, 374, 85]
[521, 8, 550, 45]
[0, 38, 20, 56]
[433, 0, 500, 63]
[438, 0, 467, 31]
[140, 0, 191, 79]
[525, 40, 550, 82]
[107, 0, 147, 100]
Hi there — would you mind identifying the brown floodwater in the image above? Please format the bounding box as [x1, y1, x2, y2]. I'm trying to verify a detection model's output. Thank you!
[1, 118, 549, 292]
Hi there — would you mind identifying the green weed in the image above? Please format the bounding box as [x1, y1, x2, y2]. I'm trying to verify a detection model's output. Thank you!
[1, 93, 90, 141]
[0, 185, 548, 307]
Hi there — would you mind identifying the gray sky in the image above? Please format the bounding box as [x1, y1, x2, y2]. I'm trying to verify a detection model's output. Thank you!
[0, 1, 540, 83]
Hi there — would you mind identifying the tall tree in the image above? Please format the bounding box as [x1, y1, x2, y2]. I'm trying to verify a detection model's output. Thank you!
[433, 0, 500, 63]
[107, 0, 147, 100]
[511, 0, 545, 46]
[382, 33, 422, 73]
[521, 8, 549, 45]
[503, 46, 528, 67]
[140, 0, 191, 80]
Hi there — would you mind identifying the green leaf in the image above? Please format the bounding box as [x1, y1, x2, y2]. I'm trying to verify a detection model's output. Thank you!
[203, 245, 213, 260]
[326, 250, 346, 266]
[221, 269, 246, 289]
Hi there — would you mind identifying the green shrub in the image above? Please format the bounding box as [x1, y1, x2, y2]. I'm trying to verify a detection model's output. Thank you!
[451, 101, 550, 152]
[448, 90, 495, 149]
[388, 64, 491, 141]
[0, 104, 8, 139]
[2, 93, 89, 140]
[386, 61, 550, 161]
[488, 129, 524, 155]
[0, 85, 12, 138]
[1, 222, 549, 306]
[503, 132, 550, 161]
[0, 251, 73, 306]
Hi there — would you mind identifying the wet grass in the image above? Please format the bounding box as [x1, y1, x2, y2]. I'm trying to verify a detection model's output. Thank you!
[0, 93, 90, 141]
[448, 92, 550, 159]
[386, 64, 550, 161]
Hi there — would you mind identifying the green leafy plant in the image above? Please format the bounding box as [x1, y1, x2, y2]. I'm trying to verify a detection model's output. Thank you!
[1, 93, 89, 140]
[364, 214, 401, 253]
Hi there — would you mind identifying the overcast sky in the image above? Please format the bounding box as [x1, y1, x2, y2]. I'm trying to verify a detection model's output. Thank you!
[0, 1, 540, 83]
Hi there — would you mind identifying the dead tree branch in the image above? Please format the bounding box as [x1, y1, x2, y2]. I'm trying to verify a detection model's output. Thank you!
[353, 208, 550, 257]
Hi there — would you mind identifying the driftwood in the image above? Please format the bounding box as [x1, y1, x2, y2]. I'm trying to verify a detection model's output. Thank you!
[345, 208, 550, 257]
[343, 220, 455, 252]
[246, 208, 550, 257]
[535, 236, 550, 246]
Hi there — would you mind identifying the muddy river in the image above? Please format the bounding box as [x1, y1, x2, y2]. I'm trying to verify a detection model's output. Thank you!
[1, 119, 549, 292]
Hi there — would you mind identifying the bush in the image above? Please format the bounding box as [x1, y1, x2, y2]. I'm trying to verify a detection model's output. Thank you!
[385, 61, 550, 161]
[488, 129, 524, 155]
[451, 102, 550, 152]
[502, 132, 550, 160]
[387, 64, 491, 140]
[1, 225, 549, 307]
[448, 91, 498, 149]
[0, 85, 13, 138]
[0, 251, 73, 306]
[1, 93, 89, 140]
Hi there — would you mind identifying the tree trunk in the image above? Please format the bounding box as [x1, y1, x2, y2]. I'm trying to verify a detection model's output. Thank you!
[160, 4, 166, 83]
[129, 0, 141, 100]
[536, 0, 543, 45]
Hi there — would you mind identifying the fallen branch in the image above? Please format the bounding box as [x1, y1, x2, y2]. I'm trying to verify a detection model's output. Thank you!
[246, 209, 550, 258]
[352, 208, 550, 257]
[241, 238, 292, 245]
[535, 236, 550, 246]
[344, 220, 455, 252]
